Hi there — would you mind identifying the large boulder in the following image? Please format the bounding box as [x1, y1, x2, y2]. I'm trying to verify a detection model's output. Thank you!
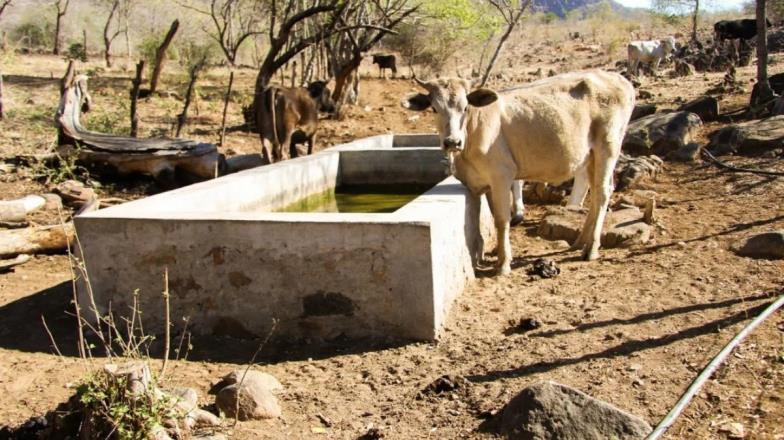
[615, 154, 664, 191]
[537, 206, 652, 248]
[678, 96, 719, 122]
[499, 381, 652, 440]
[623, 111, 703, 157]
[630, 104, 657, 121]
[708, 116, 784, 156]
[215, 381, 281, 421]
[731, 231, 784, 260]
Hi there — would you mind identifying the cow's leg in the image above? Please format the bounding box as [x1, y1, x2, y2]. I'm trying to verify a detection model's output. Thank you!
[567, 164, 590, 208]
[489, 183, 513, 275]
[652, 58, 661, 75]
[511, 180, 524, 226]
[260, 137, 273, 165]
[630, 59, 638, 76]
[570, 157, 596, 252]
[581, 122, 624, 261]
[307, 133, 315, 155]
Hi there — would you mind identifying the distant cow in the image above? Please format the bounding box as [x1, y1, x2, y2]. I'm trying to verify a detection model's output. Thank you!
[714, 18, 772, 42]
[628, 37, 677, 76]
[256, 81, 335, 163]
[372, 54, 397, 79]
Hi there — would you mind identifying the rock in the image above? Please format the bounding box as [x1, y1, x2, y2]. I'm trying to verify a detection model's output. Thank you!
[667, 142, 701, 162]
[671, 59, 695, 77]
[708, 116, 784, 156]
[751, 72, 784, 105]
[615, 154, 664, 191]
[623, 112, 703, 157]
[508, 317, 542, 333]
[523, 182, 569, 204]
[630, 104, 657, 121]
[617, 189, 659, 209]
[731, 231, 784, 260]
[499, 381, 652, 440]
[718, 422, 746, 439]
[678, 96, 719, 122]
[418, 375, 466, 398]
[53, 180, 97, 207]
[637, 90, 653, 100]
[213, 369, 283, 394]
[537, 206, 652, 248]
[193, 435, 227, 440]
[215, 381, 281, 421]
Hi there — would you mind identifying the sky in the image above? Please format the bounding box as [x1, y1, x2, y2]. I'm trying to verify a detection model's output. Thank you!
[614, 0, 748, 11]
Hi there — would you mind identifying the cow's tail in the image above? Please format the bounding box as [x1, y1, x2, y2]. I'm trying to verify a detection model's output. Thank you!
[270, 87, 280, 147]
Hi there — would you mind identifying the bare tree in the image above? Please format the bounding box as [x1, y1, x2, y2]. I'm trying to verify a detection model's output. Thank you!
[0, 0, 12, 20]
[0, 70, 5, 120]
[479, 0, 532, 87]
[102, 0, 129, 68]
[326, 0, 417, 116]
[253, 0, 343, 94]
[178, 0, 266, 66]
[176, 43, 214, 137]
[149, 19, 180, 94]
[754, 0, 775, 106]
[653, 0, 711, 42]
[53, 0, 71, 55]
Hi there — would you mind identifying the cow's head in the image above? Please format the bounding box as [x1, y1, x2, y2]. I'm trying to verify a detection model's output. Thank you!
[401, 78, 498, 153]
[307, 80, 336, 114]
[661, 36, 677, 54]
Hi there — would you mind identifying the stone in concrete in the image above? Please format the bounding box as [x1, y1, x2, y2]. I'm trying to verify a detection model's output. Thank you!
[537, 207, 652, 248]
[731, 231, 784, 260]
[623, 112, 702, 157]
[499, 381, 652, 440]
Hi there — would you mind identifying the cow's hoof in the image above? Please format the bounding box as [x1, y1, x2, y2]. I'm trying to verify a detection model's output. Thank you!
[510, 213, 524, 226]
[569, 240, 585, 252]
[581, 248, 600, 261]
[497, 264, 512, 276]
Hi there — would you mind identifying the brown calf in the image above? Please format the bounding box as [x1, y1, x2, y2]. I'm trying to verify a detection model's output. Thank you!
[256, 81, 335, 163]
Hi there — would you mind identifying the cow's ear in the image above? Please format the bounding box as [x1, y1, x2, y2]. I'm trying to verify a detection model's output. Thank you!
[402, 93, 431, 111]
[467, 88, 498, 107]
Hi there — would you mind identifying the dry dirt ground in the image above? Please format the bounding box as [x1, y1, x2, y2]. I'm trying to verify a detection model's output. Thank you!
[1, 34, 783, 439]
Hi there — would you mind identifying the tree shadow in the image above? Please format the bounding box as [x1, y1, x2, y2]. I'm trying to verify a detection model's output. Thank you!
[623, 214, 784, 259]
[530, 291, 778, 339]
[465, 300, 774, 384]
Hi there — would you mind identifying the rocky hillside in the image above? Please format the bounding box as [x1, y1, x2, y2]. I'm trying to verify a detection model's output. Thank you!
[533, 0, 637, 17]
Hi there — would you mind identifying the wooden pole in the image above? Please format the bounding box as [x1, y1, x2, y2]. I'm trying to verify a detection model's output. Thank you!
[130, 60, 144, 137]
[176, 65, 200, 137]
[82, 29, 88, 62]
[150, 19, 179, 94]
[0, 70, 5, 120]
[754, 0, 774, 106]
[219, 70, 234, 146]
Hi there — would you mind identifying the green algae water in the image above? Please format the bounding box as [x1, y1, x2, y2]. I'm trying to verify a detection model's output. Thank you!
[277, 184, 433, 213]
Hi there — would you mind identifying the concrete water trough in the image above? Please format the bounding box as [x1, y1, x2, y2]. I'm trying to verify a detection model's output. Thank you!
[75, 134, 493, 342]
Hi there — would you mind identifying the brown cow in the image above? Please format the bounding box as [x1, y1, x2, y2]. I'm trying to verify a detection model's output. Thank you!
[256, 81, 335, 163]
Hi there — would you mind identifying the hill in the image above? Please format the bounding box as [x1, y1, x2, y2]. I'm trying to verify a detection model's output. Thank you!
[533, 0, 643, 18]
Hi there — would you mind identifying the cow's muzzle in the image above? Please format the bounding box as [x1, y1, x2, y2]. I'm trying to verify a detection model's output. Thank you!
[443, 137, 463, 152]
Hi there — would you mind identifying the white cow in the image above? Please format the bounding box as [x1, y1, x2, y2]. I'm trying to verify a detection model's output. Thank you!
[403, 71, 635, 275]
[628, 37, 676, 76]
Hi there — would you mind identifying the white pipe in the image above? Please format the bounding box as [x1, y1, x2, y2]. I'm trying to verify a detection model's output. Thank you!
[646, 293, 784, 440]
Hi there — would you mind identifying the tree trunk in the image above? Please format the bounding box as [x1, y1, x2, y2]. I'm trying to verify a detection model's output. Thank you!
[754, 0, 774, 106]
[103, 2, 119, 68]
[53, 11, 63, 55]
[331, 55, 362, 117]
[0, 223, 75, 258]
[82, 29, 87, 61]
[691, 0, 700, 42]
[0, 70, 5, 120]
[149, 19, 179, 94]
[220, 70, 235, 146]
[480, 0, 531, 87]
[176, 66, 201, 137]
[130, 60, 144, 137]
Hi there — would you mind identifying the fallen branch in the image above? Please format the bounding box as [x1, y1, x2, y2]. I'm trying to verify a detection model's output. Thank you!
[0, 195, 47, 223]
[0, 254, 31, 272]
[0, 223, 75, 258]
[702, 149, 784, 177]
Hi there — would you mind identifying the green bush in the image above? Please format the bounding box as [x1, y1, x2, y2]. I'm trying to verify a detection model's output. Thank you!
[67, 42, 88, 62]
[12, 21, 52, 50]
